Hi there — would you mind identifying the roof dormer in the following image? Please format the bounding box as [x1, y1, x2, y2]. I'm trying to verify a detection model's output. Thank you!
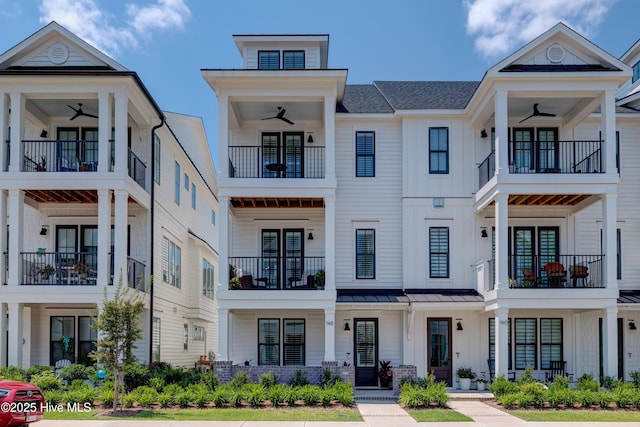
[232, 34, 329, 70]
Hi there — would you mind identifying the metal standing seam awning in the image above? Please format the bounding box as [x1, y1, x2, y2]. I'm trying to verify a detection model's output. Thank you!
[618, 290, 640, 305]
[336, 288, 484, 305]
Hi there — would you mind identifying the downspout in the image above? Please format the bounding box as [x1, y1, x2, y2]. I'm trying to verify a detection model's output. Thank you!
[149, 118, 164, 364]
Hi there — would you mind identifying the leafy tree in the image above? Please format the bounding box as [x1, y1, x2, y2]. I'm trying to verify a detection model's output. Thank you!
[92, 274, 146, 412]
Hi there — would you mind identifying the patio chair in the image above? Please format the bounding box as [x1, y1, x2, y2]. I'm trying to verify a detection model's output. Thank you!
[569, 265, 588, 287]
[545, 360, 567, 381]
[544, 262, 566, 287]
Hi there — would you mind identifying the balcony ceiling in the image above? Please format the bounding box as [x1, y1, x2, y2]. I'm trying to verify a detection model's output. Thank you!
[231, 197, 324, 208]
[231, 101, 323, 124]
[28, 98, 99, 119]
[508, 194, 591, 206]
[506, 97, 584, 120]
[25, 189, 135, 204]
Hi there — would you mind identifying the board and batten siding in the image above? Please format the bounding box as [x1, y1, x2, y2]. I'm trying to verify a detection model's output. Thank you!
[334, 119, 403, 288]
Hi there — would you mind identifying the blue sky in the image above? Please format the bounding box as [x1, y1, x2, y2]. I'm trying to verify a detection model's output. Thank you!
[0, 0, 638, 169]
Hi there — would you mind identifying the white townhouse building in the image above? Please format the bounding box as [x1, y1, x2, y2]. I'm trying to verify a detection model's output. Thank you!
[0, 23, 218, 369]
[204, 23, 640, 390]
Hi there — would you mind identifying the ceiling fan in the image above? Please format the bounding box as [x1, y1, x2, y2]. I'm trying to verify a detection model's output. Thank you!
[519, 103, 556, 123]
[261, 106, 294, 125]
[68, 103, 98, 120]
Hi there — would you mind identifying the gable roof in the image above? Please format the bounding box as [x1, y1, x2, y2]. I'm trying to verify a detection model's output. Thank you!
[338, 84, 394, 113]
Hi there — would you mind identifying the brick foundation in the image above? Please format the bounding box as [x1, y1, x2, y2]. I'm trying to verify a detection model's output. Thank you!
[393, 364, 417, 396]
[213, 360, 353, 385]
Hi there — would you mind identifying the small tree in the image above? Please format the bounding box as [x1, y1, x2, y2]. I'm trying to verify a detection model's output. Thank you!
[93, 273, 145, 412]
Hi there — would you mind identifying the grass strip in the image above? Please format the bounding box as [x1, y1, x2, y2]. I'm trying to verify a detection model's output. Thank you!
[509, 409, 640, 422]
[408, 409, 473, 422]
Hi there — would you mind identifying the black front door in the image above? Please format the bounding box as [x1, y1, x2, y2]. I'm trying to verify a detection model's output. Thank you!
[354, 319, 378, 387]
[428, 318, 452, 386]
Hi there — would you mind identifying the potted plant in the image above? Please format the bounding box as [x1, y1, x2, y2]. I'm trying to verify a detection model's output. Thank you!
[314, 269, 325, 289]
[378, 360, 393, 389]
[37, 264, 56, 280]
[229, 277, 241, 290]
[73, 262, 90, 278]
[476, 377, 488, 391]
[456, 366, 476, 391]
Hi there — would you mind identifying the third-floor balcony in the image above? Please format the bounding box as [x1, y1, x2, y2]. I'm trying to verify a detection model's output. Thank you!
[229, 256, 325, 290]
[228, 146, 325, 179]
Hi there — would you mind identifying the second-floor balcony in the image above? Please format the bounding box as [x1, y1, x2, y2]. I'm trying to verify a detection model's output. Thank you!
[228, 146, 325, 179]
[7, 140, 146, 189]
[229, 256, 325, 290]
[478, 140, 603, 188]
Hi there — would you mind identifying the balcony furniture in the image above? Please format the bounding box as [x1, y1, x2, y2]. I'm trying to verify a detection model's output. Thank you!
[545, 360, 567, 381]
[265, 163, 286, 177]
[255, 277, 269, 288]
[521, 269, 540, 286]
[239, 275, 254, 289]
[569, 265, 589, 287]
[544, 262, 566, 287]
[287, 277, 302, 288]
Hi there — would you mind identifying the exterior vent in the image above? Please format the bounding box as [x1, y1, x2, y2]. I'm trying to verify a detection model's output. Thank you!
[546, 44, 565, 63]
[48, 42, 69, 65]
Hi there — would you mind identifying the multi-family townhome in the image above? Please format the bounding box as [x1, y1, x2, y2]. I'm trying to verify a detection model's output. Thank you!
[0, 22, 218, 368]
[204, 23, 640, 390]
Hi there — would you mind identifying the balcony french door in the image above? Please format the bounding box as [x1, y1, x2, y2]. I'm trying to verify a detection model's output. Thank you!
[510, 227, 559, 282]
[262, 132, 303, 178]
[261, 229, 304, 288]
[511, 128, 558, 172]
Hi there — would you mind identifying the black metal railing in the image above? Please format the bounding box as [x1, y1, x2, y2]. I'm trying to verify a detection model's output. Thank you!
[228, 256, 325, 290]
[20, 251, 98, 285]
[508, 140, 602, 174]
[505, 254, 604, 288]
[128, 147, 146, 188]
[127, 257, 146, 291]
[478, 150, 495, 188]
[22, 140, 99, 172]
[487, 258, 495, 291]
[228, 146, 325, 178]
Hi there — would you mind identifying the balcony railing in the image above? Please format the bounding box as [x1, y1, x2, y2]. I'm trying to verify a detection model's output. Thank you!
[228, 146, 325, 178]
[127, 256, 146, 291]
[229, 256, 325, 290]
[478, 140, 603, 189]
[20, 251, 98, 286]
[504, 254, 604, 288]
[127, 147, 146, 188]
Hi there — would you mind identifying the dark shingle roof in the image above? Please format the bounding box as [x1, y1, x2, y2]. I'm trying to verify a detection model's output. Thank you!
[404, 289, 483, 303]
[374, 81, 480, 110]
[338, 84, 394, 113]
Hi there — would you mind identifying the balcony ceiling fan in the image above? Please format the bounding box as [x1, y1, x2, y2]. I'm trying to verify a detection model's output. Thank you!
[261, 106, 294, 125]
[68, 103, 98, 120]
[519, 103, 556, 123]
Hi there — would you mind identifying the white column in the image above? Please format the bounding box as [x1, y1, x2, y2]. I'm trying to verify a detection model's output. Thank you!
[324, 308, 336, 362]
[494, 89, 509, 175]
[218, 196, 230, 287]
[218, 95, 229, 179]
[324, 196, 336, 291]
[601, 90, 617, 174]
[7, 303, 23, 367]
[494, 193, 509, 290]
[114, 91, 127, 174]
[602, 193, 618, 289]
[113, 190, 128, 286]
[0, 93, 7, 171]
[602, 307, 618, 378]
[98, 91, 112, 172]
[0, 191, 6, 283]
[9, 93, 25, 172]
[7, 190, 23, 286]
[495, 308, 509, 377]
[0, 303, 7, 367]
[217, 308, 229, 361]
[97, 190, 111, 285]
[324, 92, 336, 180]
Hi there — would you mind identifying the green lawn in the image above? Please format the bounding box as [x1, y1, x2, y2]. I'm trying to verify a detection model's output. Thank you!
[509, 409, 640, 422]
[408, 409, 473, 422]
[44, 407, 362, 422]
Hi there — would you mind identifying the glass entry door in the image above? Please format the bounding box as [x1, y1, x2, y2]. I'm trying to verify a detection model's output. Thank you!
[354, 319, 378, 386]
[428, 318, 452, 386]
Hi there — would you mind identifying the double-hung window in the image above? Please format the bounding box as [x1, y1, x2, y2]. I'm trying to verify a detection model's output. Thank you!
[191, 183, 196, 209]
[515, 318, 537, 369]
[540, 318, 562, 369]
[258, 319, 280, 365]
[258, 51, 280, 69]
[283, 50, 305, 69]
[283, 319, 305, 365]
[429, 127, 449, 174]
[202, 258, 214, 299]
[429, 227, 449, 278]
[356, 229, 375, 279]
[488, 318, 512, 370]
[355, 131, 375, 177]
[174, 162, 181, 205]
[162, 237, 181, 288]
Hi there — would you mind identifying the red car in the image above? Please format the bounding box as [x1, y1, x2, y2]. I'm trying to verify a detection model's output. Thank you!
[0, 380, 45, 427]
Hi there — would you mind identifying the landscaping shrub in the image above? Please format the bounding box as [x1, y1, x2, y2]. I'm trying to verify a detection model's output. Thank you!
[547, 374, 569, 390]
[59, 364, 93, 383]
[299, 384, 320, 405]
[0, 366, 27, 381]
[25, 365, 54, 381]
[193, 391, 211, 408]
[600, 375, 618, 390]
[163, 383, 184, 395]
[186, 382, 209, 396]
[285, 386, 299, 406]
[158, 392, 174, 408]
[319, 368, 340, 387]
[43, 390, 63, 406]
[489, 374, 518, 397]
[123, 364, 151, 391]
[496, 393, 518, 409]
[575, 389, 597, 408]
[288, 369, 310, 387]
[176, 391, 192, 408]
[268, 383, 286, 406]
[176, 369, 202, 388]
[611, 383, 635, 408]
[245, 384, 266, 407]
[98, 389, 115, 407]
[123, 393, 136, 408]
[259, 372, 277, 388]
[149, 376, 165, 391]
[596, 390, 613, 408]
[229, 388, 245, 408]
[630, 370, 640, 387]
[62, 382, 96, 405]
[200, 370, 219, 391]
[320, 388, 333, 407]
[398, 376, 448, 408]
[212, 385, 231, 407]
[398, 384, 422, 408]
[546, 388, 575, 408]
[229, 370, 250, 389]
[31, 370, 62, 391]
[577, 373, 600, 392]
[515, 365, 536, 385]
[333, 382, 354, 406]
[137, 389, 158, 407]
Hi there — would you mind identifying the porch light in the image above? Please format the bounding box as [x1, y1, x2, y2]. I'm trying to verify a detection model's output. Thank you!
[307, 232, 314, 240]
[481, 227, 488, 238]
[456, 321, 464, 331]
[343, 321, 351, 332]
[480, 129, 488, 139]
[40, 129, 48, 138]
[630, 321, 637, 330]
[307, 134, 314, 143]
[39, 225, 48, 236]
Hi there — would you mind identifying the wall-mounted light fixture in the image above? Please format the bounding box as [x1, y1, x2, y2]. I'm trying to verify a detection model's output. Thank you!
[39, 225, 49, 236]
[480, 129, 488, 139]
[40, 129, 48, 138]
[629, 320, 637, 330]
[307, 134, 314, 143]
[481, 227, 488, 238]
[343, 321, 351, 332]
[307, 232, 314, 240]
[456, 321, 464, 331]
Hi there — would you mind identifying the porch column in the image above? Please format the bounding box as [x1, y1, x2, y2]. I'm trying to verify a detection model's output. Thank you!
[601, 90, 617, 174]
[0, 303, 7, 367]
[324, 196, 336, 291]
[113, 91, 127, 174]
[0, 190, 7, 284]
[602, 193, 618, 289]
[113, 190, 128, 286]
[0, 93, 7, 171]
[9, 93, 25, 173]
[218, 196, 230, 287]
[97, 190, 111, 286]
[494, 193, 509, 290]
[602, 307, 618, 378]
[7, 190, 23, 287]
[324, 308, 336, 362]
[218, 95, 229, 179]
[494, 89, 509, 176]
[98, 91, 112, 173]
[324, 91, 336, 180]
[495, 308, 509, 377]
[217, 308, 229, 361]
[7, 303, 23, 367]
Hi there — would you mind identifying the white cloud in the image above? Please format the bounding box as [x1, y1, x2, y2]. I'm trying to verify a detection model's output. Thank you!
[465, 0, 616, 58]
[39, 0, 190, 56]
